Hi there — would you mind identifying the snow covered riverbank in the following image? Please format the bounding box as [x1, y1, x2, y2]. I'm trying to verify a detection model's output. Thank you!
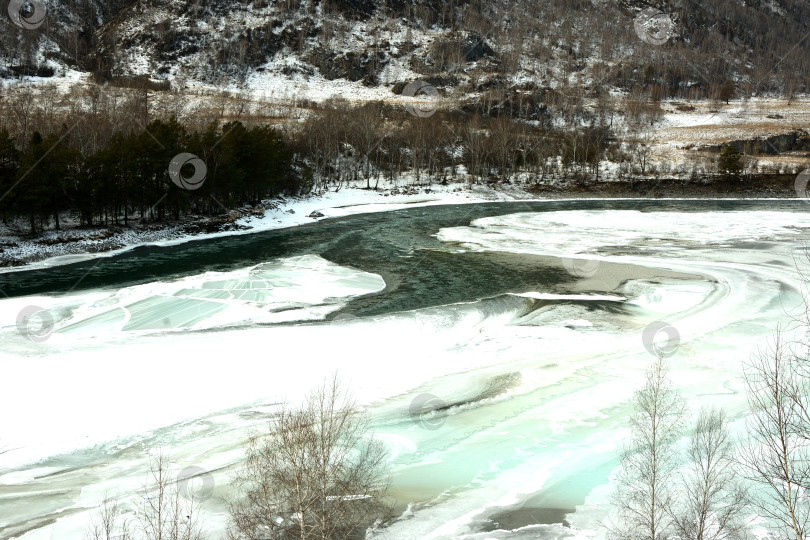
[0, 176, 800, 275]
[0, 182, 538, 273]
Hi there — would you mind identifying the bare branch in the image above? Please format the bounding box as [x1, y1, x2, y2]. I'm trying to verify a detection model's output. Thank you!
[227, 374, 392, 540]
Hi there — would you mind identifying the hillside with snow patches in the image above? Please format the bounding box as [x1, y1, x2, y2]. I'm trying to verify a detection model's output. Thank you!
[4, 0, 810, 101]
[3, 0, 810, 265]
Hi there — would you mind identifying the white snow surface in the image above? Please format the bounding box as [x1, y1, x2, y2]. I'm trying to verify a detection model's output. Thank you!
[2, 200, 809, 540]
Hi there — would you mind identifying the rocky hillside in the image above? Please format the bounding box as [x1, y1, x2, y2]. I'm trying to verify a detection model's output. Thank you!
[3, 0, 810, 100]
[0, 0, 129, 77]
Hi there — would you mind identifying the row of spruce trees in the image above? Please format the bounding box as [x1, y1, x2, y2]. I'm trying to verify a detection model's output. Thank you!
[0, 118, 297, 234]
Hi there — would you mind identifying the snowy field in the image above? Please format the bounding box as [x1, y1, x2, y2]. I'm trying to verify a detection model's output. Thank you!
[5, 70, 810, 188]
[1, 199, 809, 539]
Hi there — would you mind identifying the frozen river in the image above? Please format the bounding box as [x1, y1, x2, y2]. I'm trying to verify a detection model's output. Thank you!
[1, 199, 809, 539]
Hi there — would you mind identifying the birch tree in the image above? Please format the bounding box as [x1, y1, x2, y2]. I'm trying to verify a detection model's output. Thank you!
[742, 331, 810, 540]
[671, 407, 749, 540]
[85, 495, 133, 540]
[85, 454, 206, 540]
[227, 376, 391, 540]
[609, 358, 687, 540]
[137, 452, 206, 540]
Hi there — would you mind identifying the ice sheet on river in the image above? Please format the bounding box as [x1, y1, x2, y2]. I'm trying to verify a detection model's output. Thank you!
[4, 207, 810, 540]
[435, 209, 810, 258]
[48, 254, 386, 335]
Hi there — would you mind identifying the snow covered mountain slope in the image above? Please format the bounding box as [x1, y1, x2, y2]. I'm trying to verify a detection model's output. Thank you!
[4, 0, 810, 99]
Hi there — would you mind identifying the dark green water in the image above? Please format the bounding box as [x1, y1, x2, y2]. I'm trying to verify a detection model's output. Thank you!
[1, 199, 804, 316]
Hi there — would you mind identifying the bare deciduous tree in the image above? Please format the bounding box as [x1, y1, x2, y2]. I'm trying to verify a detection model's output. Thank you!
[86, 494, 133, 540]
[299, 100, 349, 192]
[227, 376, 391, 540]
[671, 407, 749, 540]
[137, 452, 207, 540]
[608, 358, 687, 540]
[8, 85, 35, 148]
[457, 115, 489, 185]
[489, 116, 518, 183]
[403, 115, 447, 186]
[86, 453, 207, 540]
[348, 102, 384, 190]
[742, 330, 810, 540]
